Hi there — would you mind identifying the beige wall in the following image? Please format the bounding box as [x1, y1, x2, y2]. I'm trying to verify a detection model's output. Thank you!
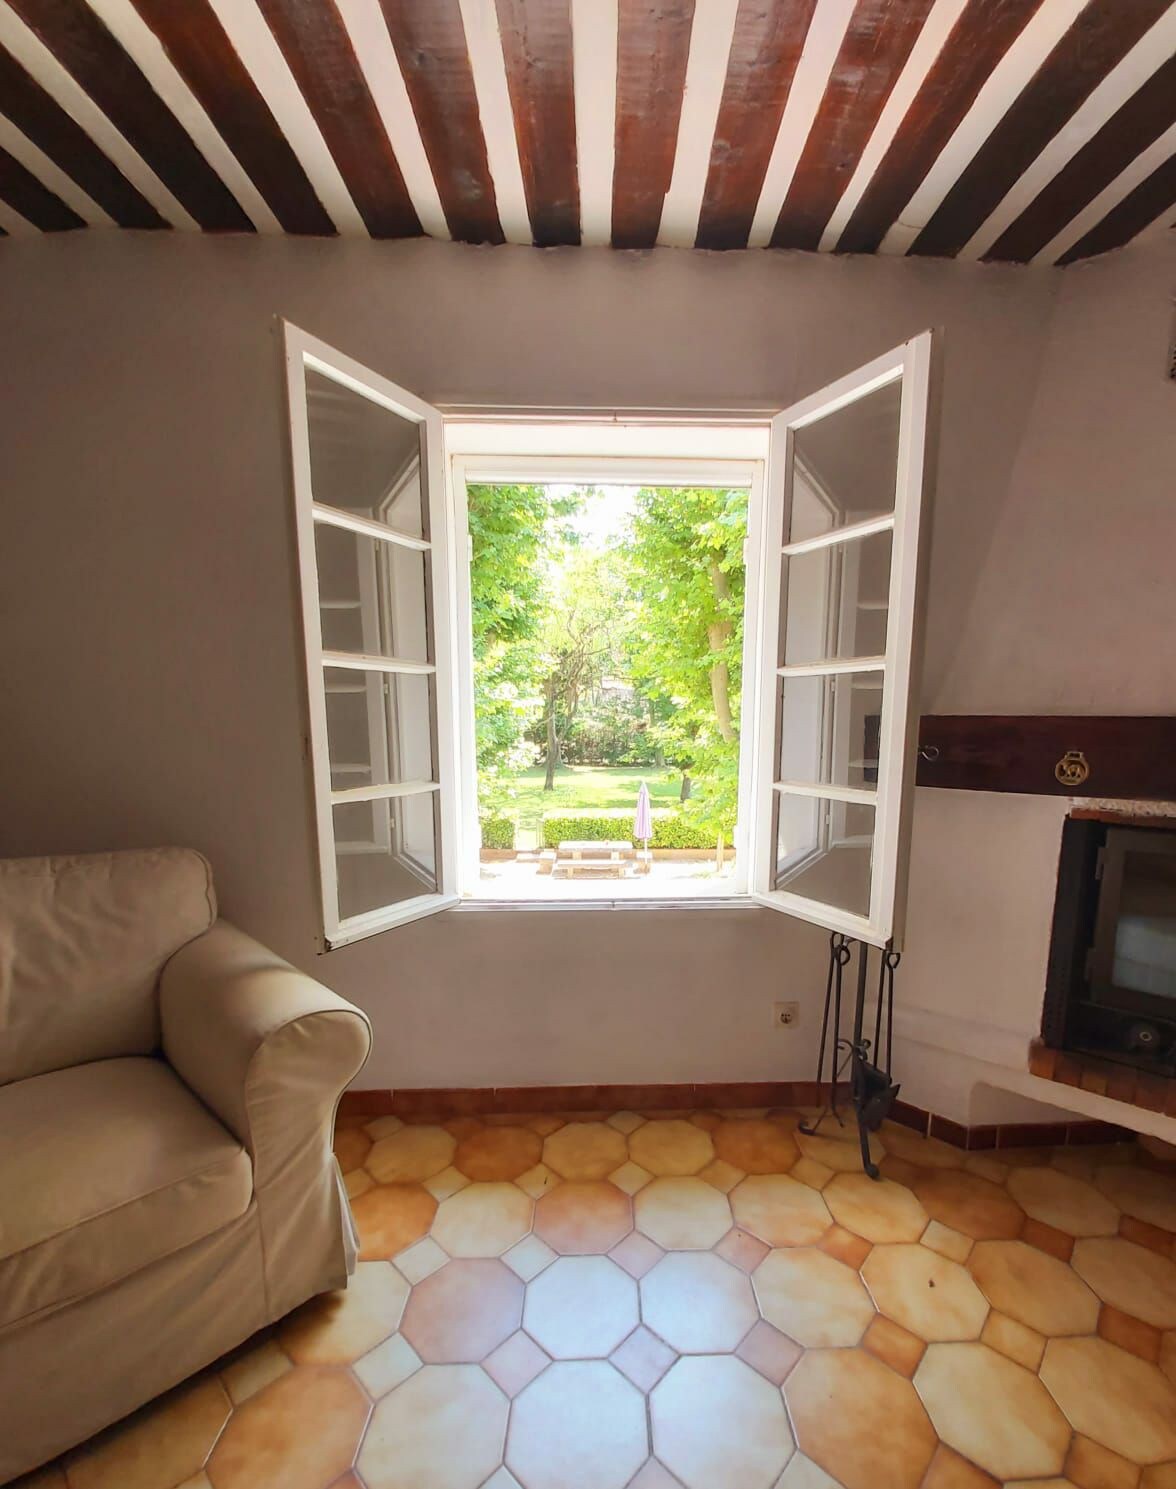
[1, 230, 1170, 1122]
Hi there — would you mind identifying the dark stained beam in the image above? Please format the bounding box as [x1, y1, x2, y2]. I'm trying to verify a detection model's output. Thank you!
[495, 0, 579, 246]
[987, 54, 1176, 262]
[254, 0, 420, 238]
[772, 0, 935, 251]
[0, 43, 165, 229]
[912, 0, 1172, 259]
[835, 0, 1043, 255]
[129, 0, 334, 236]
[1059, 153, 1176, 264]
[6, 0, 253, 231]
[612, 0, 694, 249]
[696, 0, 819, 250]
[0, 141, 83, 229]
[378, 0, 503, 244]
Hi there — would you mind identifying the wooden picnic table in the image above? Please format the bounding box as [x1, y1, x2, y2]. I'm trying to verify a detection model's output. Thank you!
[552, 840, 636, 877]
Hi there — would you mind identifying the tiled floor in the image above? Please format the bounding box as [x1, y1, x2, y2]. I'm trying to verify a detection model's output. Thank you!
[17, 1108, 1176, 1489]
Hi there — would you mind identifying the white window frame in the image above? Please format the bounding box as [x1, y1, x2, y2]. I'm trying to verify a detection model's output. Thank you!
[750, 331, 936, 949]
[284, 323, 461, 947]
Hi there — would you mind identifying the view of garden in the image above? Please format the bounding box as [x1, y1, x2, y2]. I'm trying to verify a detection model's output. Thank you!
[468, 480, 747, 891]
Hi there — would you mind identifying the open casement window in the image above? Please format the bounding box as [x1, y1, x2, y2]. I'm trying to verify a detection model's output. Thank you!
[285, 324, 459, 947]
[751, 332, 936, 948]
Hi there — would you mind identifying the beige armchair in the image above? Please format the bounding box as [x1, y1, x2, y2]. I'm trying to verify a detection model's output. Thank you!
[0, 848, 372, 1482]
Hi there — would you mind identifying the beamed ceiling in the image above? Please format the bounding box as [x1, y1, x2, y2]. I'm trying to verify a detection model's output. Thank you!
[0, 0, 1173, 265]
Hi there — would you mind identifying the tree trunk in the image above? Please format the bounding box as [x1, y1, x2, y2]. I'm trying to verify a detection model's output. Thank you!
[543, 676, 558, 790]
[680, 772, 692, 802]
[707, 563, 737, 744]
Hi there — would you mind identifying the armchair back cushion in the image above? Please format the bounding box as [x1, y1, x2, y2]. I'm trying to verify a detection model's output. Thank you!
[0, 848, 216, 1085]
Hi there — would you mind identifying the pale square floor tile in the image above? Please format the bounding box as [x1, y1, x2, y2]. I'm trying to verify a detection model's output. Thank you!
[610, 1160, 654, 1196]
[481, 1470, 524, 1489]
[608, 1111, 646, 1134]
[503, 1233, 558, 1281]
[791, 1156, 834, 1191]
[700, 1158, 744, 1193]
[354, 1333, 422, 1398]
[921, 1219, 973, 1263]
[220, 1338, 291, 1405]
[344, 1168, 374, 1199]
[426, 1165, 471, 1201]
[395, 1235, 449, 1284]
[515, 1162, 559, 1199]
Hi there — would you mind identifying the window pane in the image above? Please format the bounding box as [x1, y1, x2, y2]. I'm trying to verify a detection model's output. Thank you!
[788, 378, 902, 541]
[779, 672, 883, 789]
[333, 792, 439, 919]
[782, 527, 891, 666]
[324, 667, 435, 790]
[315, 523, 431, 664]
[305, 368, 427, 538]
[774, 792, 874, 917]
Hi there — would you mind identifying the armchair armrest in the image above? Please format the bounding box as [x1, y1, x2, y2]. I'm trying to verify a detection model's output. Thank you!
[160, 919, 372, 1187]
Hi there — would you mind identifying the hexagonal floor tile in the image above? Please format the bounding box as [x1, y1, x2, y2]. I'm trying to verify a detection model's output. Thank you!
[1006, 1167, 1119, 1237]
[360, 1364, 508, 1489]
[795, 1121, 884, 1173]
[786, 1347, 938, 1489]
[634, 1178, 733, 1250]
[523, 1256, 639, 1358]
[534, 1181, 633, 1254]
[730, 1174, 832, 1247]
[915, 1342, 1070, 1481]
[1095, 1165, 1176, 1232]
[712, 1119, 800, 1175]
[367, 1125, 456, 1184]
[543, 1122, 629, 1180]
[280, 1262, 409, 1363]
[453, 1126, 543, 1181]
[754, 1248, 875, 1347]
[67, 1377, 231, 1489]
[629, 1120, 715, 1176]
[431, 1183, 533, 1257]
[332, 1125, 371, 1175]
[1041, 1337, 1176, 1465]
[879, 1124, 963, 1170]
[652, 1355, 794, 1489]
[968, 1240, 1100, 1337]
[399, 1259, 523, 1362]
[825, 1174, 928, 1244]
[912, 1170, 1024, 1240]
[507, 1361, 647, 1489]
[640, 1252, 758, 1353]
[352, 1184, 437, 1260]
[1071, 1236, 1176, 1328]
[862, 1244, 988, 1341]
[205, 1368, 367, 1489]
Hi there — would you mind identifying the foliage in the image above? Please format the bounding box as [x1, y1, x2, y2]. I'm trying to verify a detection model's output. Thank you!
[563, 690, 658, 766]
[539, 809, 719, 850]
[491, 765, 680, 835]
[479, 815, 516, 850]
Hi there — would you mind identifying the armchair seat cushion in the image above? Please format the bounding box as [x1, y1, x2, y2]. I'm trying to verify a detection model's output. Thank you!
[0, 1056, 252, 1330]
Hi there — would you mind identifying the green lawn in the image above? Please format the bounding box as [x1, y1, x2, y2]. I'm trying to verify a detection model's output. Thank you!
[498, 765, 683, 834]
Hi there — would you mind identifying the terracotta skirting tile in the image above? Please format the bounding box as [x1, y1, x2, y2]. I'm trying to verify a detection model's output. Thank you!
[890, 1101, 929, 1134]
[928, 1116, 970, 1149]
[997, 1123, 1068, 1150]
[1028, 1041, 1059, 1081]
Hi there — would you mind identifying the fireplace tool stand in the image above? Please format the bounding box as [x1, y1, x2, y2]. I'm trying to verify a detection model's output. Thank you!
[798, 933, 902, 1179]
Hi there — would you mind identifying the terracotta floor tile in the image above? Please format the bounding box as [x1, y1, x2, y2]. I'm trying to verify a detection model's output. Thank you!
[640, 1251, 758, 1353]
[1141, 1467, 1176, 1489]
[220, 1339, 291, 1405]
[795, 1120, 884, 1173]
[754, 1247, 875, 1347]
[776, 1453, 843, 1489]
[523, 1255, 639, 1358]
[881, 1124, 964, 1170]
[963, 1153, 1009, 1185]
[205, 1367, 368, 1489]
[712, 1118, 800, 1174]
[453, 1126, 543, 1181]
[609, 1159, 654, 1195]
[634, 1177, 733, 1250]
[359, 1364, 508, 1489]
[503, 1233, 558, 1281]
[431, 1182, 533, 1257]
[445, 1115, 485, 1140]
[526, 1114, 565, 1137]
[916, 1341, 1069, 1480]
[364, 1115, 404, 1140]
[607, 1110, 646, 1134]
[14, 1468, 67, 1489]
[912, 1170, 1025, 1241]
[652, 1355, 795, 1489]
[610, 1228, 665, 1278]
[1096, 1165, 1176, 1232]
[920, 1444, 999, 1489]
[1065, 1433, 1141, 1489]
[514, 1161, 559, 1199]
[400, 1258, 523, 1363]
[282, 1264, 407, 1364]
[332, 1125, 371, 1174]
[825, 1174, 929, 1244]
[698, 1157, 744, 1193]
[921, 1219, 973, 1264]
[1021, 1217, 1076, 1262]
[862, 1243, 988, 1342]
[610, 1324, 678, 1390]
[395, 1235, 448, 1284]
[507, 1360, 648, 1489]
[980, 1310, 1045, 1371]
[689, 1109, 723, 1131]
[1120, 1213, 1175, 1254]
[1007, 1167, 1120, 1237]
[818, 1223, 872, 1269]
[1072, 1236, 1176, 1328]
[1161, 1331, 1176, 1385]
[424, 1165, 470, 1201]
[968, 1239, 1098, 1337]
[714, 1226, 772, 1273]
[630, 1119, 716, 1176]
[787, 1347, 938, 1489]
[353, 1333, 422, 1398]
[66, 1377, 231, 1489]
[1041, 1336, 1176, 1465]
[352, 1183, 437, 1260]
[791, 1155, 835, 1191]
[534, 1180, 633, 1254]
[481, 1471, 523, 1489]
[344, 1169, 373, 1200]
[628, 1461, 686, 1489]
[863, 1314, 926, 1377]
[731, 1174, 833, 1247]
[1099, 1304, 1163, 1362]
[735, 1317, 803, 1385]
[481, 1329, 550, 1397]
[543, 1122, 629, 1180]
[367, 1125, 456, 1184]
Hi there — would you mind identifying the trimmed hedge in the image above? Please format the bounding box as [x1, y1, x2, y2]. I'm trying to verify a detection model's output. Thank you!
[480, 815, 516, 851]
[540, 809, 723, 851]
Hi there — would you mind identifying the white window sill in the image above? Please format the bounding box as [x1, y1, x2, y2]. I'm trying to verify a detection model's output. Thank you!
[451, 895, 760, 913]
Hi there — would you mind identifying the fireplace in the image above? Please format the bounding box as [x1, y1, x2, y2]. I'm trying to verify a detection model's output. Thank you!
[1043, 812, 1176, 1075]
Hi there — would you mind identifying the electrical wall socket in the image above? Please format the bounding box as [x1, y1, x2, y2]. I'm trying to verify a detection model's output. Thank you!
[773, 1001, 800, 1029]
